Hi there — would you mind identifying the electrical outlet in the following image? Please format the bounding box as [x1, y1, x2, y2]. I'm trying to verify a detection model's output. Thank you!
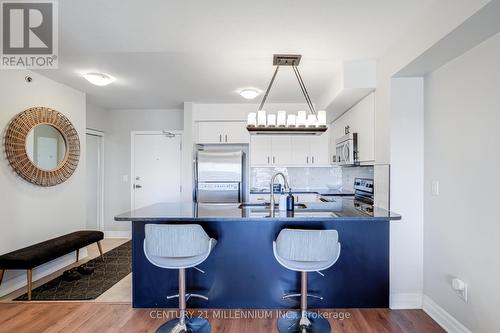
[452, 278, 468, 302]
[432, 180, 440, 196]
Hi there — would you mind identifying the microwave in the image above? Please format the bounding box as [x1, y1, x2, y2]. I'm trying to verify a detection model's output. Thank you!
[335, 133, 358, 165]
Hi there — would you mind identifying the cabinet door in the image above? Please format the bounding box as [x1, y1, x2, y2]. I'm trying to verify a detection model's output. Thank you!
[290, 136, 311, 165]
[224, 122, 250, 144]
[293, 193, 319, 203]
[310, 129, 330, 165]
[250, 136, 272, 165]
[198, 122, 223, 144]
[271, 136, 292, 165]
[349, 93, 375, 162]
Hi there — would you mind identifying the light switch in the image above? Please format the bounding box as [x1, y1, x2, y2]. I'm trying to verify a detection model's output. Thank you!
[431, 180, 439, 196]
[122, 175, 129, 183]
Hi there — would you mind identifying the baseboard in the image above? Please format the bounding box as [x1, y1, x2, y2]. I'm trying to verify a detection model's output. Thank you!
[104, 230, 131, 239]
[0, 249, 87, 298]
[423, 295, 471, 333]
[390, 293, 423, 309]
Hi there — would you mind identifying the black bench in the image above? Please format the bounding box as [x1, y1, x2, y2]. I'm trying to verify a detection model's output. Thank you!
[0, 231, 104, 300]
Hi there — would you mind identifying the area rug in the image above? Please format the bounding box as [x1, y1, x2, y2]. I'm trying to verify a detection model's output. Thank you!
[15, 241, 131, 301]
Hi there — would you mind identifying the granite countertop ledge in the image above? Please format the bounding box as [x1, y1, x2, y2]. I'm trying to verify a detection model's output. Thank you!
[250, 188, 355, 196]
[115, 201, 401, 223]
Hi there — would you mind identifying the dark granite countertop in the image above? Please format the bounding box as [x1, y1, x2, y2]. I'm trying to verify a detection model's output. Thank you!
[250, 188, 354, 196]
[115, 198, 401, 222]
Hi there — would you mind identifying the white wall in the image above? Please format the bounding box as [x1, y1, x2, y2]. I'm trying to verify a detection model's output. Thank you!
[373, 0, 490, 309]
[87, 108, 183, 235]
[390, 78, 425, 307]
[0, 71, 86, 296]
[86, 102, 108, 130]
[424, 32, 500, 333]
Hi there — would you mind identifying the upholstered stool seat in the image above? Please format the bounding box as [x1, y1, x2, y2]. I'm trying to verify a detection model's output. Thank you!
[273, 229, 341, 333]
[144, 224, 216, 333]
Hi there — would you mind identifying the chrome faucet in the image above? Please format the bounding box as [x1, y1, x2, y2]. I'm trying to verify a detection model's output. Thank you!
[270, 172, 290, 215]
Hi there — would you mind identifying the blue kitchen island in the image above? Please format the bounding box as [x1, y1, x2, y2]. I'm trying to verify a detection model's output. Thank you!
[115, 200, 400, 309]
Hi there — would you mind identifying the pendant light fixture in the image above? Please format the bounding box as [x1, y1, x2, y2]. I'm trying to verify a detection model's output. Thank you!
[247, 54, 327, 135]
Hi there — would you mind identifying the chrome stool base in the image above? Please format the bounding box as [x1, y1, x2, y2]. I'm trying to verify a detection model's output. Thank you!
[156, 317, 211, 333]
[277, 311, 331, 333]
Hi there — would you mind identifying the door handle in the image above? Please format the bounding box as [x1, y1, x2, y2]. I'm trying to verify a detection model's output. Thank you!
[134, 184, 142, 189]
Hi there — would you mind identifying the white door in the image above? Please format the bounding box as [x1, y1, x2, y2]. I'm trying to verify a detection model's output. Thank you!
[224, 122, 250, 144]
[37, 137, 58, 170]
[198, 122, 224, 144]
[132, 133, 182, 210]
[86, 133, 103, 230]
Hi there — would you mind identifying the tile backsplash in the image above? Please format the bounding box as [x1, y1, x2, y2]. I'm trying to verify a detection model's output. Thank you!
[250, 167, 342, 191]
[250, 165, 375, 192]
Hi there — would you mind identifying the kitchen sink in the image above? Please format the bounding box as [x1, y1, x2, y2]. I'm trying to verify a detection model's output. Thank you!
[239, 203, 307, 209]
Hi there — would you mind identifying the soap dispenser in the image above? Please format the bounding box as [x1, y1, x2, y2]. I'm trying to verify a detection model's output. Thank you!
[286, 190, 295, 212]
[279, 189, 287, 211]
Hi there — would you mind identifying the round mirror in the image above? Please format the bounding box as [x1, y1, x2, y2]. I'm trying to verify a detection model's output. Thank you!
[26, 124, 67, 171]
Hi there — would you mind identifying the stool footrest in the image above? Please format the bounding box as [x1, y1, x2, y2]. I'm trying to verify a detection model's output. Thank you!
[282, 293, 323, 300]
[167, 293, 209, 301]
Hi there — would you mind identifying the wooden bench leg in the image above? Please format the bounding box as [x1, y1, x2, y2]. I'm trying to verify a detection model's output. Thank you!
[27, 269, 32, 301]
[76, 248, 80, 263]
[97, 241, 104, 262]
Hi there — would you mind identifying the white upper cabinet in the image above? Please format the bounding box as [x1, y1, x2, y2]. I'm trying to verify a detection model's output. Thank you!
[330, 92, 375, 163]
[271, 136, 292, 165]
[223, 122, 250, 144]
[290, 136, 310, 165]
[250, 136, 292, 166]
[197, 121, 250, 144]
[310, 131, 330, 165]
[250, 136, 272, 165]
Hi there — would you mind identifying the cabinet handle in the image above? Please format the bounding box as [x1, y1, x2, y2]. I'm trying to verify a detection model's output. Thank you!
[219, 134, 222, 143]
[273, 156, 275, 164]
[312, 156, 315, 164]
[267, 156, 270, 164]
[306, 156, 309, 164]
[225, 134, 228, 142]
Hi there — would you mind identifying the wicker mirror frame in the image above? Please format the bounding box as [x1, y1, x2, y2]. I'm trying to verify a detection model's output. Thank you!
[4, 107, 80, 186]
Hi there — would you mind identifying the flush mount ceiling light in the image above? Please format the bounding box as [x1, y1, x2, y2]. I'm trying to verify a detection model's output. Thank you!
[83, 72, 115, 86]
[239, 89, 261, 100]
[247, 54, 327, 136]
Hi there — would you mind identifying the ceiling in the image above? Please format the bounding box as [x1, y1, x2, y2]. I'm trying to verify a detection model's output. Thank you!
[36, 0, 439, 109]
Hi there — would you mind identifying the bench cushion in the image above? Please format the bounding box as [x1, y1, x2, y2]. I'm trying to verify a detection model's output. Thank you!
[0, 231, 104, 269]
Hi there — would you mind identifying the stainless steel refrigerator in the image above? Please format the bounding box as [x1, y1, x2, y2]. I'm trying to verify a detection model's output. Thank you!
[195, 150, 244, 203]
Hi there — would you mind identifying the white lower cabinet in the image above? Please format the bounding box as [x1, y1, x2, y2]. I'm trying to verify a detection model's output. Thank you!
[293, 193, 320, 203]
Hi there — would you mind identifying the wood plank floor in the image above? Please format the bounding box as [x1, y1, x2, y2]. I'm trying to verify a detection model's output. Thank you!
[0, 303, 445, 333]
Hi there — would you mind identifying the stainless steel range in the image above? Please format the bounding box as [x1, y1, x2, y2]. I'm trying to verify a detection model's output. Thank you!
[353, 178, 374, 215]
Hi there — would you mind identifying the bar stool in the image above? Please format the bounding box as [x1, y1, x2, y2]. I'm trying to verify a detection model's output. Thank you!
[273, 229, 341, 333]
[144, 224, 217, 333]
